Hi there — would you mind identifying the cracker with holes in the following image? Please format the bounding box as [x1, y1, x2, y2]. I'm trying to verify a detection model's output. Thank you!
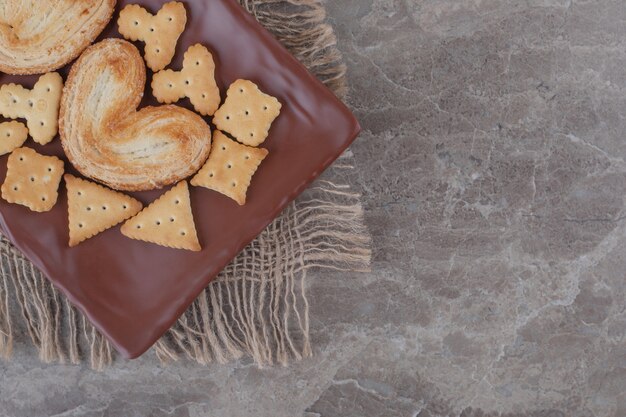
[191, 131, 268, 205]
[152, 44, 220, 116]
[0, 122, 28, 156]
[1, 147, 64, 212]
[121, 181, 200, 251]
[0, 72, 63, 145]
[117, 1, 187, 72]
[213, 79, 281, 146]
[65, 174, 143, 247]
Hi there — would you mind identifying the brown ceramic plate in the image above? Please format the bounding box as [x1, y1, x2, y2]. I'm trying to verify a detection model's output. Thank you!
[0, 0, 360, 358]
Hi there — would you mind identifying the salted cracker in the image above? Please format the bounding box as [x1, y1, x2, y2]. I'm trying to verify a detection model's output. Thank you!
[121, 181, 201, 251]
[191, 131, 268, 205]
[213, 79, 281, 147]
[0, 72, 63, 145]
[1, 147, 64, 212]
[151, 44, 220, 116]
[117, 1, 187, 72]
[0, 121, 28, 156]
[65, 174, 143, 247]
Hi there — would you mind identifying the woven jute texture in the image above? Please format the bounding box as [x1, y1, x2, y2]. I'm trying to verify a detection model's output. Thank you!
[0, 0, 370, 370]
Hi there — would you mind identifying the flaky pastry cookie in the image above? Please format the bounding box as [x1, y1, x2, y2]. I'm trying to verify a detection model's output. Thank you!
[60, 39, 212, 191]
[0, 0, 116, 75]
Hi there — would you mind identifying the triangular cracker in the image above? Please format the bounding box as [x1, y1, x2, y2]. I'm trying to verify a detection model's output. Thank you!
[1, 147, 64, 212]
[191, 131, 268, 205]
[213, 80, 281, 146]
[65, 174, 143, 247]
[120, 181, 200, 251]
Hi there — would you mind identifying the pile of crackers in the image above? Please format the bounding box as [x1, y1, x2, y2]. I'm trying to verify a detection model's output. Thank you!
[0, 1, 282, 252]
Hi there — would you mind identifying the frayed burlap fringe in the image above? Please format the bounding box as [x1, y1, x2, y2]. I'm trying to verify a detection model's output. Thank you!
[154, 153, 370, 367]
[244, 0, 348, 98]
[0, 0, 369, 370]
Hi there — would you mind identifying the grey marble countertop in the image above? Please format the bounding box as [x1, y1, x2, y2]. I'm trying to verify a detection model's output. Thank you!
[1, 1, 625, 416]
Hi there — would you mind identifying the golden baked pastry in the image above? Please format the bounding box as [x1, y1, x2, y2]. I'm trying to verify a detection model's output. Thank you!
[0, 0, 116, 75]
[60, 39, 212, 191]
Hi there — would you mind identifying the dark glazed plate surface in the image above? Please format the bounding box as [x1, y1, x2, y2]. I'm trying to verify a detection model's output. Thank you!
[0, 0, 360, 358]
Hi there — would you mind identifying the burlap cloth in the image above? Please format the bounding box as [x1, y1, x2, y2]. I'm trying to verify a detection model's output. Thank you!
[0, 0, 370, 370]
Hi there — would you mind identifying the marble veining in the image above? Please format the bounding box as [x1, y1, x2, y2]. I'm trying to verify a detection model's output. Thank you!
[0, 1, 625, 416]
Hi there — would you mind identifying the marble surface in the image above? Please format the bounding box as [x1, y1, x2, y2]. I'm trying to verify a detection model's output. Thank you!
[1, 0, 626, 416]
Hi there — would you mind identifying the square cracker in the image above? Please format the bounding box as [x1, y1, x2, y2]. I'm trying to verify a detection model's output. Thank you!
[191, 131, 268, 205]
[213, 79, 281, 146]
[121, 181, 200, 251]
[1, 147, 64, 212]
[65, 174, 143, 247]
